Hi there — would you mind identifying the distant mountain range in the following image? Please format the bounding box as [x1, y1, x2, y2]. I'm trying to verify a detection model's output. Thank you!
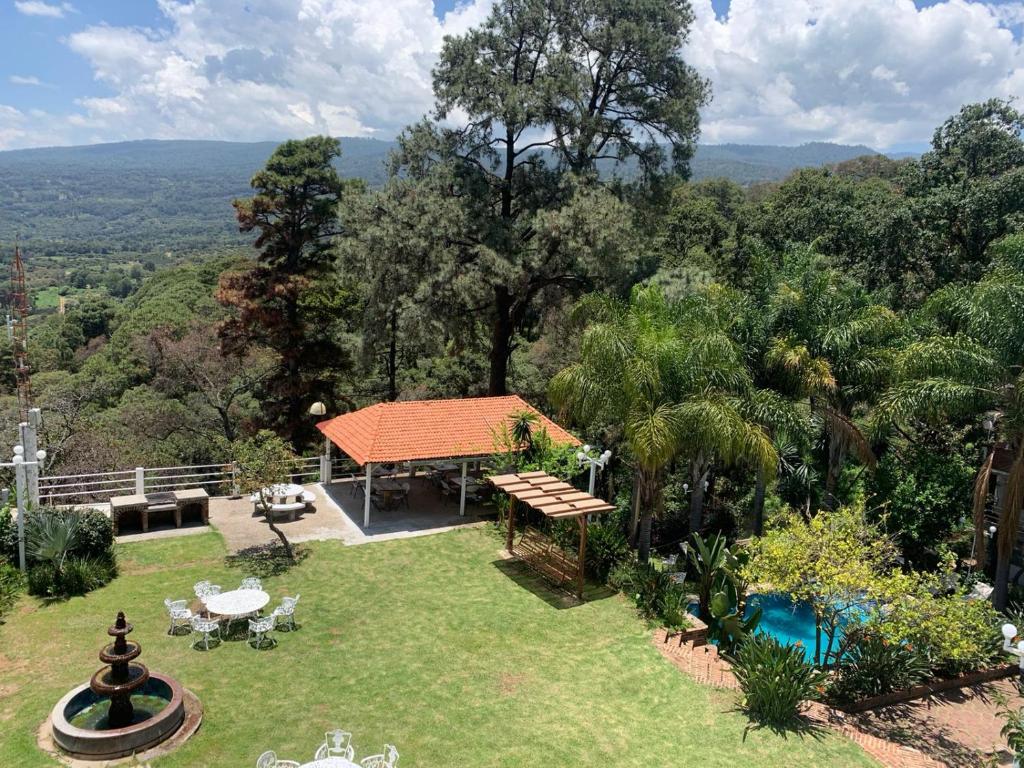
[0, 137, 890, 263]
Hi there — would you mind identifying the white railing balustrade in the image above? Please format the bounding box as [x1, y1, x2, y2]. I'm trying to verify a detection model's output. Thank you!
[37, 454, 350, 505]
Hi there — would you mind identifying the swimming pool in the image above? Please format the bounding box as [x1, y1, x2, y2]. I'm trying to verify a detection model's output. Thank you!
[690, 592, 868, 663]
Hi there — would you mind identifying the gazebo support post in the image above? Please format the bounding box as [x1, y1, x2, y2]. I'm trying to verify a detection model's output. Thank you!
[363, 462, 373, 528]
[459, 460, 468, 516]
[506, 498, 516, 553]
[577, 515, 587, 599]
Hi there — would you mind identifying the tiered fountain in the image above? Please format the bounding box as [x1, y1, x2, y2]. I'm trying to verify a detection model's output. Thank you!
[49, 611, 196, 761]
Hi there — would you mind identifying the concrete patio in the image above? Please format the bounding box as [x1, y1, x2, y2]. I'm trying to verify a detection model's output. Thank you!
[112, 477, 491, 552]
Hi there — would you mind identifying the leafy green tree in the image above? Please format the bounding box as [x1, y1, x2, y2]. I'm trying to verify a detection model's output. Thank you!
[389, 0, 709, 395]
[218, 136, 348, 447]
[877, 234, 1024, 608]
[906, 99, 1024, 283]
[232, 430, 299, 560]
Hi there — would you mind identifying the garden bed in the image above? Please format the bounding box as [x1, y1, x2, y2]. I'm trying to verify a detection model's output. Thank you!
[835, 663, 1020, 713]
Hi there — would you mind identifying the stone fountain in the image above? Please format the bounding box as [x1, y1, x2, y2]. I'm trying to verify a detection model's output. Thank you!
[48, 611, 200, 761]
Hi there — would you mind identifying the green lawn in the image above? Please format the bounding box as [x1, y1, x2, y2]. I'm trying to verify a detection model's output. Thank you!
[0, 528, 877, 767]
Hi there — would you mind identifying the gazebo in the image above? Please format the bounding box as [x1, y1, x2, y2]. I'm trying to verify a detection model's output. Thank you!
[489, 470, 616, 598]
[316, 395, 578, 527]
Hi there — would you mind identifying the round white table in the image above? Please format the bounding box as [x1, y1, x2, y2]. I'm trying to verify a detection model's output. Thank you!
[264, 483, 304, 503]
[299, 759, 358, 768]
[204, 589, 270, 618]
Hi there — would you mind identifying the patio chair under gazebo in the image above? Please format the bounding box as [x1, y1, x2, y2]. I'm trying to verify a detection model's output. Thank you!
[489, 470, 616, 599]
[316, 395, 579, 527]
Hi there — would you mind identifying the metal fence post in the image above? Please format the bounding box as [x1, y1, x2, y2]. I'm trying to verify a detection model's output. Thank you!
[15, 458, 27, 572]
[135, 467, 145, 495]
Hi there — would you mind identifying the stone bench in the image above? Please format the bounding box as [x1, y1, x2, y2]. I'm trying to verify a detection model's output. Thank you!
[249, 490, 315, 522]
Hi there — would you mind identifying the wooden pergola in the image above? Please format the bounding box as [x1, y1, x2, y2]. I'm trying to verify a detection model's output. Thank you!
[488, 470, 615, 599]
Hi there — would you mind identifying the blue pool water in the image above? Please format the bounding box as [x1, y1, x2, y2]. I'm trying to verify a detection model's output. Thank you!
[691, 592, 868, 663]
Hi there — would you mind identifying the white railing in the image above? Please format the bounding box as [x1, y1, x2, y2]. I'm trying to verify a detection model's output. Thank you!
[39, 455, 329, 505]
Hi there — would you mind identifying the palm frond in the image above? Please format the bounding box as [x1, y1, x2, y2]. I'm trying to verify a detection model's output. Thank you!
[819, 406, 876, 469]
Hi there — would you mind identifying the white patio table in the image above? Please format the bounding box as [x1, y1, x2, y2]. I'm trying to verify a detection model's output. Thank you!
[299, 759, 358, 768]
[204, 589, 270, 632]
[262, 483, 304, 503]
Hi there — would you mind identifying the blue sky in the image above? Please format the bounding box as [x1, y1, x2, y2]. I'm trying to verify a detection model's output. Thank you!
[1, 0, 1023, 151]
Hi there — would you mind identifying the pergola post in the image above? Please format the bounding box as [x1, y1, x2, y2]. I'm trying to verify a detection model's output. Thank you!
[506, 497, 516, 553]
[363, 462, 373, 528]
[577, 515, 588, 599]
[459, 460, 468, 516]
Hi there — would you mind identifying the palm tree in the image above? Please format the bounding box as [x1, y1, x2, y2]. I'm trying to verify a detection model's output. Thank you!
[550, 284, 776, 561]
[763, 249, 900, 509]
[878, 234, 1024, 608]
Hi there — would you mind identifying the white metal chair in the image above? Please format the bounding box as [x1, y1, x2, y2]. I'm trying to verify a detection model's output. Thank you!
[314, 729, 354, 761]
[255, 750, 300, 768]
[194, 580, 212, 598]
[248, 614, 276, 649]
[190, 614, 221, 651]
[164, 598, 193, 635]
[239, 577, 263, 591]
[272, 594, 299, 631]
[360, 745, 399, 768]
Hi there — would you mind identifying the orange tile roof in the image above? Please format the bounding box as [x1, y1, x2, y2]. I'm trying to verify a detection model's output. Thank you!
[316, 395, 579, 466]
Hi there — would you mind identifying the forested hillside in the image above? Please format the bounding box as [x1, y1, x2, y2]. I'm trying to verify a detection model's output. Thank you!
[0, 138, 880, 278]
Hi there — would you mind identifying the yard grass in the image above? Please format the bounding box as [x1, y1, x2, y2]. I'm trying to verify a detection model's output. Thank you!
[0, 527, 877, 767]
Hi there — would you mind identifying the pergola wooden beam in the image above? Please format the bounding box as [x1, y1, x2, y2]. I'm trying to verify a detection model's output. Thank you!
[488, 471, 615, 598]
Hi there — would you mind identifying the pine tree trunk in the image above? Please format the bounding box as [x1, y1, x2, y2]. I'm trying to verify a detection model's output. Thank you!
[488, 287, 513, 396]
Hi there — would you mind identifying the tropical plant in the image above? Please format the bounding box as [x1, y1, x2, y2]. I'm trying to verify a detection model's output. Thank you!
[763, 248, 901, 509]
[730, 634, 827, 727]
[26, 509, 82, 577]
[827, 628, 930, 704]
[688, 532, 762, 653]
[584, 521, 630, 582]
[876, 233, 1024, 608]
[551, 284, 776, 561]
[232, 430, 300, 560]
[996, 693, 1024, 764]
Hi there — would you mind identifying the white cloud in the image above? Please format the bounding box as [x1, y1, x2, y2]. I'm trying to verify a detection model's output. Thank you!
[3, 0, 1024, 151]
[14, 1, 75, 18]
[48, 0, 493, 147]
[686, 0, 1024, 149]
[8, 75, 54, 88]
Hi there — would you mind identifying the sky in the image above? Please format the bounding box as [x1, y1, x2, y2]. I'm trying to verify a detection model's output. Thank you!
[0, 0, 1023, 152]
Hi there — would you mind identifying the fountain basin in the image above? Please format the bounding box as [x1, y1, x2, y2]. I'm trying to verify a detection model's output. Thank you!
[51, 673, 185, 760]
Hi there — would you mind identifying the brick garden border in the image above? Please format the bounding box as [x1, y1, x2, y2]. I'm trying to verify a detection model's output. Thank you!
[652, 630, 946, 768]
[836, 663, 1019, 713]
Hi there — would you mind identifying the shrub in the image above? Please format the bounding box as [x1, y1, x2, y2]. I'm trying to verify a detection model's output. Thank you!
[585, 522, 629, 582]
[731, 634, 827, 727]
[0, 561, 23, 619]
[827, 628, 931, 704]
[872, 590, 1002, 677]
[27, 556, 115, 598]
[2, 506, 116, 567]
[608, 560, 687, 626]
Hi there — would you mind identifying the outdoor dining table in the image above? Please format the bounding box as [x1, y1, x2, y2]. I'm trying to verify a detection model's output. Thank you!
[299, 759, 358, 768]
[374, 479, 406, 510]
[262, 483, 304, 503]
[204, 589, 270, 632]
